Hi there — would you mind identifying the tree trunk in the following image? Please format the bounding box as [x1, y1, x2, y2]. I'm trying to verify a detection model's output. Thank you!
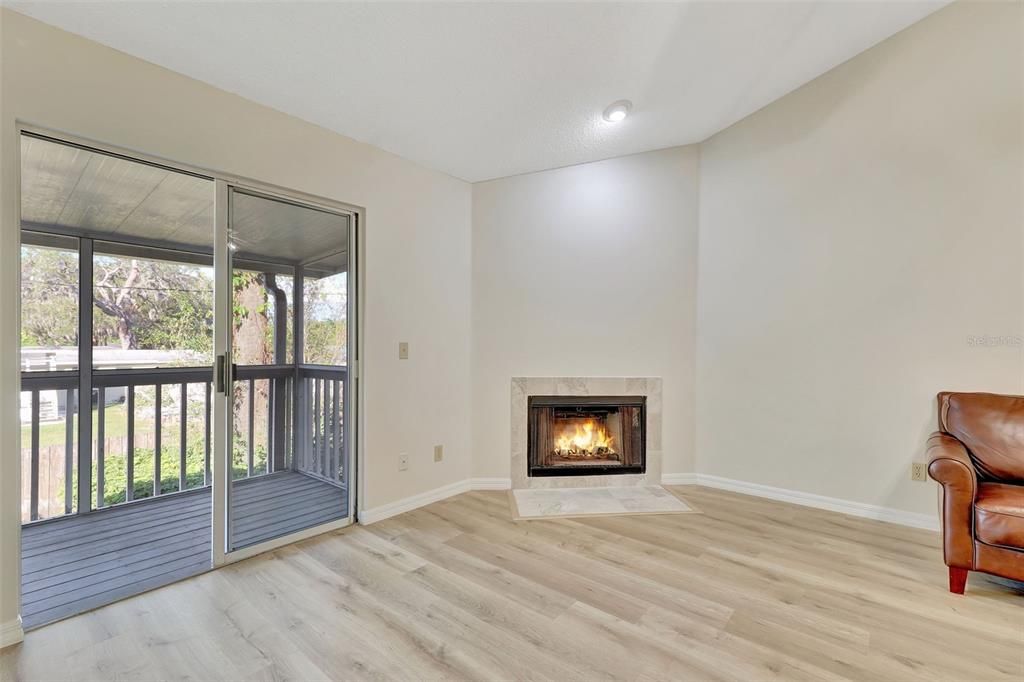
[233, 274, 272, 458]
[234, 275, 271, 365]
[117, 316, 137, 350]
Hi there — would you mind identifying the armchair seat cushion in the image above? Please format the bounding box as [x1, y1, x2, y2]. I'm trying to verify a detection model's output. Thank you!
[975, 482, 1024, 550]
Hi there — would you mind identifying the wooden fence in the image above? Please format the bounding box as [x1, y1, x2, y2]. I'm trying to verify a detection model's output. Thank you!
[20, 433, 163, 523]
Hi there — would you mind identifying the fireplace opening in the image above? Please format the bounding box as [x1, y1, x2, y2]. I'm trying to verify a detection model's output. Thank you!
[528, 396, 645, 477]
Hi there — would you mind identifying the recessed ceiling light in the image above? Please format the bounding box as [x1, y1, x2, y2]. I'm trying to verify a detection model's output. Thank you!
[602, 100, 632, 123]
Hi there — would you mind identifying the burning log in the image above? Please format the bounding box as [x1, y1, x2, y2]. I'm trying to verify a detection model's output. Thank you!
[552, 445, 617, 459]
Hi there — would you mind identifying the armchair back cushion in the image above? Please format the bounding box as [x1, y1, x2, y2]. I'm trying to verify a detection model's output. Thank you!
[938, 392, 1024, 484]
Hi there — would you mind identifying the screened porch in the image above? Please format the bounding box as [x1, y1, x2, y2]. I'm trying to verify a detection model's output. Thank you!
[19, 132, 353, 628]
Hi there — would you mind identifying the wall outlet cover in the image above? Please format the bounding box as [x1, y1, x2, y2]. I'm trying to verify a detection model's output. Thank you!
[911, 462, 928, 482]
[398, 342, 409, 360]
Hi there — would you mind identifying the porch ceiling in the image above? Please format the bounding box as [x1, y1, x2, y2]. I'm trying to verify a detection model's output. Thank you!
[20, 134, 348, 275]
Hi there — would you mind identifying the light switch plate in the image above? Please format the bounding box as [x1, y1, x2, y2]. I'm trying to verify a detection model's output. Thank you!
[434, 444, 444, 462]
[399, 453, 409, 471]
[398, 342, 409, 360]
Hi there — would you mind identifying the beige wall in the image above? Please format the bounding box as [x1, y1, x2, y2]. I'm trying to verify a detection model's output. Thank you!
[696, 0, 1023, 516]
[471, 146, 700, 480]
[0, 9, 472, 632]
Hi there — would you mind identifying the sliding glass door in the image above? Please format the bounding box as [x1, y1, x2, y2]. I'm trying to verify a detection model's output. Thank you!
[18, 131, 217, 627]
[19, 128, 358, 628]
[214, 185, 355, 557]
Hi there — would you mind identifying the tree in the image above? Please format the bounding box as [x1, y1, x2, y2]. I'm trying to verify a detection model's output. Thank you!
[93, 257, 141, 349]
[22, 246, 215, 360]
[90, 254, 213, 357]
[20, 245, 78, 347]
[24, 247, 346, 369]
[232, 271, 271, 365]
[302, 274, 347, 365]
[232, 271, 273, 452]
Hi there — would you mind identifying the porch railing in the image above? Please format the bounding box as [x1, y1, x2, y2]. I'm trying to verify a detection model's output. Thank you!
[20, 372, 76, 523]
[20, 364, 347, 524]
[298, 365, 347, 486]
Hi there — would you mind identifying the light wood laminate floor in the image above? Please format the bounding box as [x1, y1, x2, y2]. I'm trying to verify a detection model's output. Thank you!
[3, 486, 1022, 681]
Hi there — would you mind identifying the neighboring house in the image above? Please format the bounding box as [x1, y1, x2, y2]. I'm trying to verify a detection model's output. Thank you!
[19, 346, 205, 423]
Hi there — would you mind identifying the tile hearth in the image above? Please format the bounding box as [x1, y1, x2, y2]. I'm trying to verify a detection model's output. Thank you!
[510, 485, 696, 520]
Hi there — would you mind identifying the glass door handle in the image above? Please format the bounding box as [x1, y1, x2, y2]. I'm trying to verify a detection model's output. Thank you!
[215, 354, 228, 393]
[216, 355, 239, 393]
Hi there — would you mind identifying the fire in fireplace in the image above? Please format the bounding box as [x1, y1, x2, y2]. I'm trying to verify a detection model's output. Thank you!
[553, 419, 615, 458]
[527, 396, 645, 476]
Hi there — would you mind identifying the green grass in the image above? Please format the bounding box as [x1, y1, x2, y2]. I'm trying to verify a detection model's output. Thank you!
[22, 403, 138, 448]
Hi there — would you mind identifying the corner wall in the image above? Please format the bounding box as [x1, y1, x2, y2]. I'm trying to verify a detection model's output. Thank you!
[1, 9, 472, 637]
[471, 146, 700, 481]
[695, 0, 1024, 516]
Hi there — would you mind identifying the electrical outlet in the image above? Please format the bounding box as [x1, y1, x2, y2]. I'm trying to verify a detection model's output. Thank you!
[398, 453, 409, 471]
[398, 342, 409, 360]
[911, 462, 928, 482]
[434, 444, 444, 463]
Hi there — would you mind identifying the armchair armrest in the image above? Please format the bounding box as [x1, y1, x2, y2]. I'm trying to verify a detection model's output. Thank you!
[927, 432, 977, 569]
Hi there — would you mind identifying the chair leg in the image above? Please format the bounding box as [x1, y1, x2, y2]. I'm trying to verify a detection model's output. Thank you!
[949, 567, 968, 594]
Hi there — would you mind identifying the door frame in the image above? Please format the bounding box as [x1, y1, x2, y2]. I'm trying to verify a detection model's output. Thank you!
[15, 123, 365, 572]
[212, 179, 361, 566]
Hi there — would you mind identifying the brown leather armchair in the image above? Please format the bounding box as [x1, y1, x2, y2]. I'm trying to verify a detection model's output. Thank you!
[927, 392, 1024, 594]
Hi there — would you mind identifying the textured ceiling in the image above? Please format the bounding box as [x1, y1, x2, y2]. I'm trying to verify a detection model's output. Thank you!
[8, 1, 950, 182]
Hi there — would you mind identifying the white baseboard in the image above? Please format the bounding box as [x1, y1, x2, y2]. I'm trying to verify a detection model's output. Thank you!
[362, 473, 937, 531]
[0, 617, 23, 649]
[360, 479, 472, 524]
[359, 477, 513, 524]
[469, 477, 512, 490]
[662, 472, 938, 531]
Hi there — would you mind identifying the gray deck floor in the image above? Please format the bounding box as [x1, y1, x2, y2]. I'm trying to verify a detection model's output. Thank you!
[22, 472, 347, 629]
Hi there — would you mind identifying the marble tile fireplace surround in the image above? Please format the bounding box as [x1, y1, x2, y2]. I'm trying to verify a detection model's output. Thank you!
[511, 377, 662, 489]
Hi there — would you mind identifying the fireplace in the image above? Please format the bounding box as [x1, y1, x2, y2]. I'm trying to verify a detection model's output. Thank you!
[527, 396, 646, 477]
